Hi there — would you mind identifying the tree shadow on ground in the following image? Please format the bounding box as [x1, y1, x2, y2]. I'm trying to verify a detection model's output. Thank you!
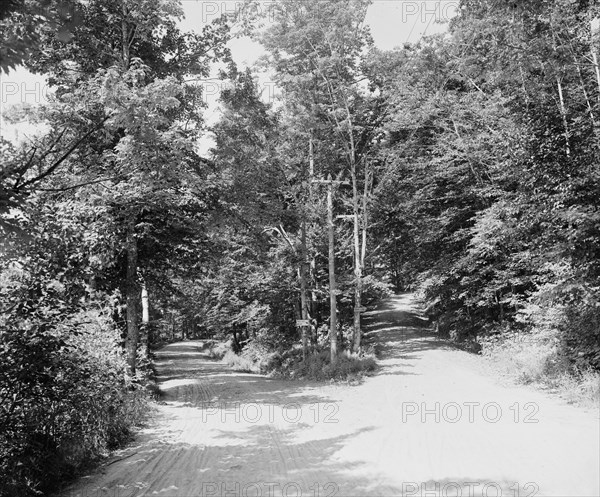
[59, 414, 521, 497]
[155, 342, 342, 407]
[58, 306, 522, 497]
[362, 294, 453, 377]
[153, 341, 226, 382]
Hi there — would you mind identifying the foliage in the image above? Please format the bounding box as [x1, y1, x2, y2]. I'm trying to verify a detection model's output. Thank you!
[4, 0, 600, 491]
[0, 302, 148, 496]
[0, 0, 82, 73]
[1, 0, 233, 493]
[370, 0, 600, 377]
[223, 341, 377, 382]
[273, 348, 377, 382]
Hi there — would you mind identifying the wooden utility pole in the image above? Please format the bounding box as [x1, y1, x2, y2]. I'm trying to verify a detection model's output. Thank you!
[313, 174, 349, 363]
[326, 176, 338, 363]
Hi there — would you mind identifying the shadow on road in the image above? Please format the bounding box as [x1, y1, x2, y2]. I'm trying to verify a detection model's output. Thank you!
[363, 294, 451, 376]
[58, 295, 531, 497]
[155, 342, 338, 408]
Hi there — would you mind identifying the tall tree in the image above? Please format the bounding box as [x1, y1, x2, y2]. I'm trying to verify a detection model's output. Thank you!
[2, 0, 232, 373]
[259, 0, 382, 354]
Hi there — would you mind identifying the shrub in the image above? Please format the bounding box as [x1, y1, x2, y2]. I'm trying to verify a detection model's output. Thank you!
[0, 307, 149, 497]
[222, 336, 378, 383]
[555, 368, 600, 408]
[223, 339, 280, 374]
[478, 325, 600, 406]
[274, 347, 377, 382]
[207, 339, 232, 360]
[478, 329, 563, 384]
[223, 349, 258, 372]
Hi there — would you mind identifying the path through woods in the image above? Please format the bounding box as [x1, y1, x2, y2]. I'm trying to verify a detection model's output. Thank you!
[60, 295, 600, 497]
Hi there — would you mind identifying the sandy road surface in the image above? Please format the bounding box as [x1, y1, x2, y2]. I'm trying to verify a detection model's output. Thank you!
[60, 295, 599, 497]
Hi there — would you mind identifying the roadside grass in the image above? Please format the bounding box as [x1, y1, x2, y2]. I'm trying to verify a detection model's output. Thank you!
[223, 343, 378, 383]
[479, 332, 600, 408]
[223, 348, 260, 373]
[553, 369, 600, 408]
[207, 339, 231, 360]
[284, 348, 377, 383]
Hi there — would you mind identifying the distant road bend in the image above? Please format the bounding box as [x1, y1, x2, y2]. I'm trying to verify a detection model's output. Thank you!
[61, 294, 600, 497]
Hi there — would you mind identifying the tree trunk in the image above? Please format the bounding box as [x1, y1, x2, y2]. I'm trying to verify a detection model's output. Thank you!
[121, 4, 131, 71]
[327, 177, 338, 364]
[125, 222, 139, 375]
[140, 281, 149, 361]
[141, 283, 149, 323]
[591, 16, 600, 100]
[556, 76, 571, 156]
[573, 55, 596, 128]
[351, 160, 362, 354]
[550, 22, 571, 157]
[308, 135, 316, 350]
[496, 291, 504, 323]
[300, 220, 309, 360]
[232, 328, 241, 353]
[354, 159, 372, 353]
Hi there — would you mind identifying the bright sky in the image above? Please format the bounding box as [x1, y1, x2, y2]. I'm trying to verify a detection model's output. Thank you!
[0, 0, 457, 146]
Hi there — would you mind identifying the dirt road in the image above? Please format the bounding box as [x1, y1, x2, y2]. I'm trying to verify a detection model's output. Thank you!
[60, 295, 599, 497]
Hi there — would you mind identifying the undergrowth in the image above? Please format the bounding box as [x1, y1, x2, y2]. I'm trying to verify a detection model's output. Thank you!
[274, 348, 378, 382]
[479, 329, 600, 408]
[223, 339, 378, 383]
[0, 308, 151, 497]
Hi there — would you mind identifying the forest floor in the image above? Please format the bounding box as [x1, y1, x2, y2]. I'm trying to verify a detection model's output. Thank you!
[59, 294, 600, 497]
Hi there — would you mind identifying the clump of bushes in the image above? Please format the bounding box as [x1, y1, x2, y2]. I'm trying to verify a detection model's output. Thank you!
[0, 307, 149, 497]
[207, 339, 233, 360]
[478, 292, 600, 407]
[478, 328, 564, 384]
[275, 348, 377, 382]
[223, 338, 378, 382]
[223, 339, 281, 374]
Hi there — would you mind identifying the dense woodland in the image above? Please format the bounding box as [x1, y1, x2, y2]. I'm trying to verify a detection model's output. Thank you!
[1, 0, 600, 494]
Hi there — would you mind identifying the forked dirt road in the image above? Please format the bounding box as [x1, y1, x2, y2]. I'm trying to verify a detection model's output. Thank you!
[60, 295, 599, 497]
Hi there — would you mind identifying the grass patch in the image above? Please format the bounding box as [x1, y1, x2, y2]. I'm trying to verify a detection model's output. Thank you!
[272, 347, 378, 383]
[479, 331, 600, 407]
[207, 339, 231, 360]
[222, 341, 378, 384]
[223, 340, 281, 374]
[223, 349, 260, 373]
[553, 368, 600, 409]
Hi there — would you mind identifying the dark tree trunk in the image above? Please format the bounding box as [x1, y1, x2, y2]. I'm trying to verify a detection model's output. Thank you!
[231, 329, 241, 353]
[125, 221, 139, 374]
